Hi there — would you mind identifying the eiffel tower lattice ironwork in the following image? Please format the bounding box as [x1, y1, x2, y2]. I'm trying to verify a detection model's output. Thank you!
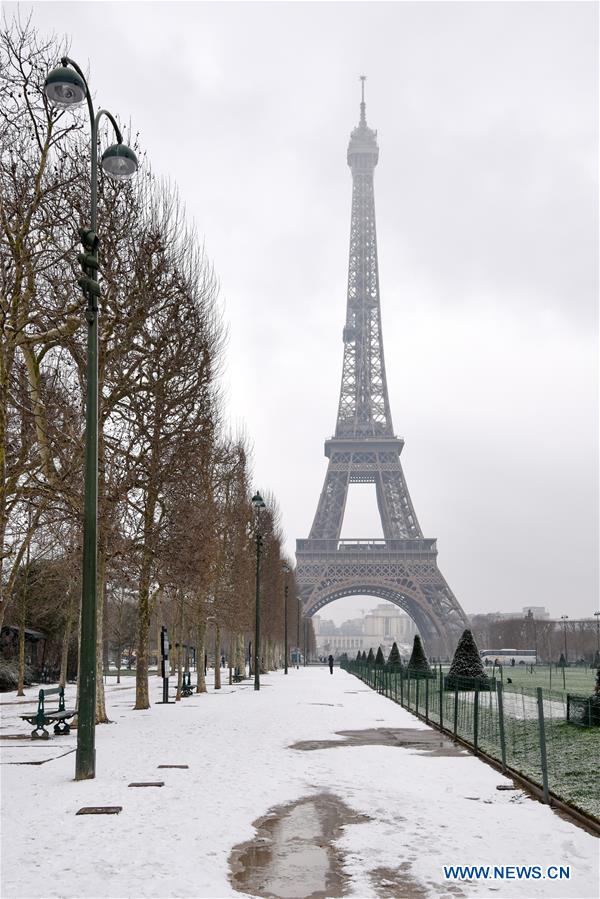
[295, 80, 469, 657]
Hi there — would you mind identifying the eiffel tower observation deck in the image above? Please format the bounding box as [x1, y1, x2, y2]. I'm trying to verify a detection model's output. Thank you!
[296, 80, 468, 658]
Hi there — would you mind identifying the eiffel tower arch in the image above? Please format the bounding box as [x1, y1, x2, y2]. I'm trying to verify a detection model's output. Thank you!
[296, 81, 469, 658]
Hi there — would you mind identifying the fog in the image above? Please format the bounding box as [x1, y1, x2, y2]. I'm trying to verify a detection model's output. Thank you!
[13, 1, 598, 621]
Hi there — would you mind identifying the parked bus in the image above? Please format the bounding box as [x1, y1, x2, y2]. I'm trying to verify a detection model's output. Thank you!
[480, 648, 537, 666]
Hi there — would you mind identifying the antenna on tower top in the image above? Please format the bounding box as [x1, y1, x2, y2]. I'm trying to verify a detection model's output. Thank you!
[359, 75, 366, 125]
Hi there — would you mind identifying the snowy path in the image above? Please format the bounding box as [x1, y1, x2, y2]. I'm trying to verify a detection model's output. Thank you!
[1, 668, 597, 899]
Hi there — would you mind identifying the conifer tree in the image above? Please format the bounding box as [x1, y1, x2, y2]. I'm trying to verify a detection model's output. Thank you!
[366, 647, 375, 665]
[356, 649, 362, 662]
[375, 646, 385, 667]
[361, 650, 367, 662]
[558, 652, 566, 667]
[387, 641, 402, 669]
[407, 634, 434, 677]
[445, 629, 489, 689]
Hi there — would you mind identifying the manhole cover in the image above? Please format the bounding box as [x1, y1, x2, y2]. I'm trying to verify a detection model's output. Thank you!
[128, 781, 164, 787]
[77, 806, 122, 815]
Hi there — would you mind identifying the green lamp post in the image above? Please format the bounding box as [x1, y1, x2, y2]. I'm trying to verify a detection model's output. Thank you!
[44, 59, 137, 781]
[282, 561, 290, 675]
[560, 615, 569, 663]
[251, 492, 266, 691]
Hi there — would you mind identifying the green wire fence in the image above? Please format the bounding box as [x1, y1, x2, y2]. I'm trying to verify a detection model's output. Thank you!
[341, 660, 599, 821]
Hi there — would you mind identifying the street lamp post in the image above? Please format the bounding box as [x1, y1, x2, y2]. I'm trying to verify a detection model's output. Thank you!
[560, 615, 569, 663]
[297, 599, 300, 669]
[44, 59, 137, 781]
[252, 492, 266, 691]
[283, 562, 289, 675]
[594, 611, 600, 659]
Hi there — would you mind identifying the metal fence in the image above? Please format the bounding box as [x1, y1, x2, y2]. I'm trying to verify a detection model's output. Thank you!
[341, 661, 599, 822]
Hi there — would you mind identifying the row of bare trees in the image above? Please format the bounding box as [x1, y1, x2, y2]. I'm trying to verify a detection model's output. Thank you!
[469, 613, 600, 664]
[0, 17, 310, 710]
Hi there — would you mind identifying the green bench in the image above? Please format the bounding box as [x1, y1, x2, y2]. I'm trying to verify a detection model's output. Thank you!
[181, 672, 194, 697]
[21, 686, 75, 740]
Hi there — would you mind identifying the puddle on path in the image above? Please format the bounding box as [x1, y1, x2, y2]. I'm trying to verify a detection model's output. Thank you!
[290, 728, 467, 758]
[230, 793, 365, 899]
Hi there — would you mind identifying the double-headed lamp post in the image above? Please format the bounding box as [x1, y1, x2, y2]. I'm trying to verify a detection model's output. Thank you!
[44, 59, 138, 781]
[252, 492, 266, 691]
[282, 562, 290, 675]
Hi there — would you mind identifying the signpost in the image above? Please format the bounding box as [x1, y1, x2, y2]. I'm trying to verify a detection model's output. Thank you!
[156, 626, 172, 704]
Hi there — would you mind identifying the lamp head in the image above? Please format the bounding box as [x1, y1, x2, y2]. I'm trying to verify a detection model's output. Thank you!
[101, 143, 138, 181]
[251, 492, 266, 512]
[44, 64, 86, 108]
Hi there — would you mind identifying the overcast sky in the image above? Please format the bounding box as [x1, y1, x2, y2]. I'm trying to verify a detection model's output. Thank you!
[12, 1, 598, 625]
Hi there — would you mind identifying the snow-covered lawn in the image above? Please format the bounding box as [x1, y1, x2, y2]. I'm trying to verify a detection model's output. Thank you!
[1, 668, 598, 898]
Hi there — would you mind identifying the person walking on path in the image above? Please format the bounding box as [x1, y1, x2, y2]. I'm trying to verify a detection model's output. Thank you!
[328, 654, 334, 674]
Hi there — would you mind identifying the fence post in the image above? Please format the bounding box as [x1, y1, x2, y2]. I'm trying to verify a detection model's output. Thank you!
[425, 676, 429, 724]
[400, 669, 404, 706]
[473, 686, 479, 754]
[407, 672, 411, 711]
[439, 668, 444, 730]
[497, 682, 507, 773]
[536, 687, 550, 804]
[453, 686, 459, 738]
[566, 694, 570, 723]
[416, 676, 420, 716]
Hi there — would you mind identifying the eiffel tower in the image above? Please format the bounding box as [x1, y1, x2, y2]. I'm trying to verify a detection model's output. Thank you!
[295, 80, 469, 658]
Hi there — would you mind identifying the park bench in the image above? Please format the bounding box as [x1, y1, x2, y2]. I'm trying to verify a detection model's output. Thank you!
[21, 686, 75, 740]
[181, 672, 194, 697]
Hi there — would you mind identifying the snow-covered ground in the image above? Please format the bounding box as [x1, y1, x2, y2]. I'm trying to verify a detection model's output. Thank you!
[1, 668, 598, 899]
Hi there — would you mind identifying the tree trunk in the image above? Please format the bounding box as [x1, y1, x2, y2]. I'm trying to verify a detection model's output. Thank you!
[175, 592, 184, 701]
[196, 618, 207, 693]
[16, 585, 26, 696]
[135, 578, 151, 709]
[16, 520, 31, 696]
[59, 587, 76, 690]
[214, 622, 221, 690]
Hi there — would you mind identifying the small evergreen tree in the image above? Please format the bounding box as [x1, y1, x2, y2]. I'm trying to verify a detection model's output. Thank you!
[361, 650, 367, 662]
[558, 652, 566, 667]
[356, 649, 362, 662]
[445, 629, 489, 690]
[407, 635, 434, 678]
[366, 648, 375, 665]
[593, 650, 600, 668]
[387, 641, 402, 670]
[375, 646, 385, 667]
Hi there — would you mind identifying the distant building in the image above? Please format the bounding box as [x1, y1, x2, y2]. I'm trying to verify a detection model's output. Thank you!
[468, 606, 550, 621]
[313, 603, 418, 659]
[522, 606, 550, 620]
